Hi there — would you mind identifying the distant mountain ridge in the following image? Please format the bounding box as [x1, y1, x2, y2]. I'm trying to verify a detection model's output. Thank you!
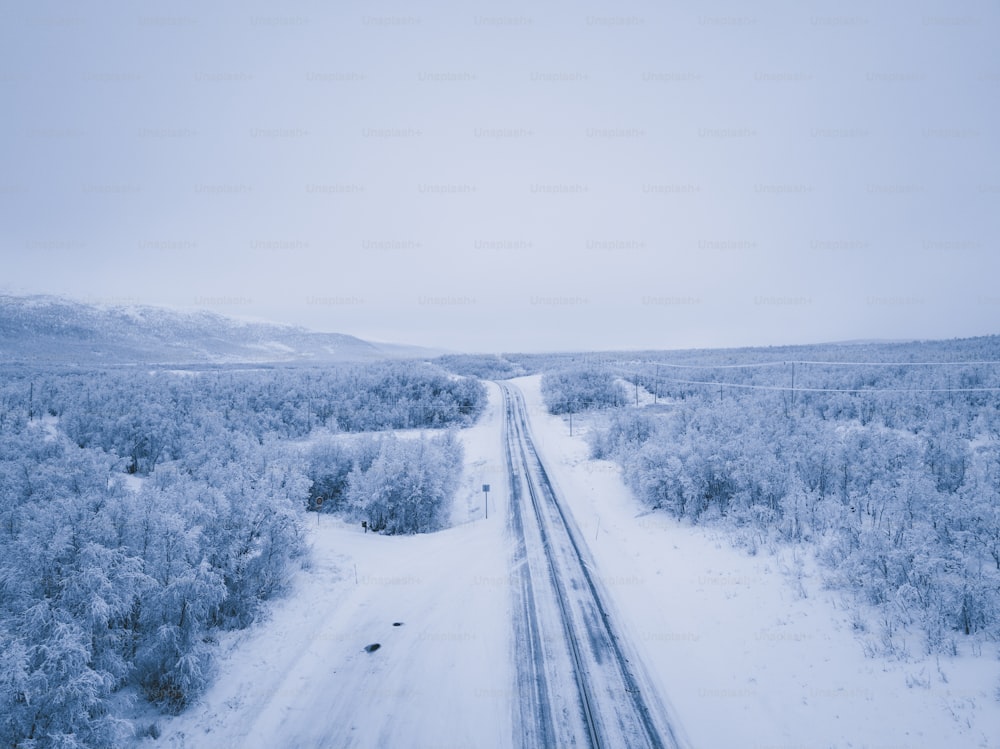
[0, 295, 432, 366]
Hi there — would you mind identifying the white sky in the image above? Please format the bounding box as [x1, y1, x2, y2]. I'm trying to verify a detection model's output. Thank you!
[1, 1, 998, 353]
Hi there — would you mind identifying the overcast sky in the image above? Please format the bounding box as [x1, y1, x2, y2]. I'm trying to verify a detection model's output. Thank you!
[2, 1, 998, 353]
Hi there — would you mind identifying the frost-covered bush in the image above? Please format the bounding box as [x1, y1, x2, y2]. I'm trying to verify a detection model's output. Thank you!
[0, 389, 310, 746]
[346, 432, 463, 535]
[592, 360, 1000, 650]
[306, 439, 358, 513]
[588, 408, 659, 460]
[0, 429, 310, 746]
[434, 353, 526, 380]
[541, 367, 626, 415]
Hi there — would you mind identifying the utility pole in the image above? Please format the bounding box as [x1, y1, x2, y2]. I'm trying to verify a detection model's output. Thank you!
[783, 361, 796, 417]
[790, 361, 796, 410]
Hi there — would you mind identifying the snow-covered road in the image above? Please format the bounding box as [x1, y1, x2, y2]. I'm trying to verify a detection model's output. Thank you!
[501, 382, 684, 748]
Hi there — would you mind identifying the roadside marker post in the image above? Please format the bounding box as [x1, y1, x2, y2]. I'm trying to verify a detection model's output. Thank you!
[482, 484, 490, 519]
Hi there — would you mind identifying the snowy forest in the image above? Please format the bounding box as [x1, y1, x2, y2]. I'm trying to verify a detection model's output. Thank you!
[542, 338, 1000, 656]
[0, 362, 484, 747]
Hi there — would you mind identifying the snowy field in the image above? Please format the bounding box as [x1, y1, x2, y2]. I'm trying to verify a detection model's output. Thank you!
[138, 377, 999, 748]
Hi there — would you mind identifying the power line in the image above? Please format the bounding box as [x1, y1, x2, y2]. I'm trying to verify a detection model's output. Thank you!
[629, 359, 1000, 370]
[788, 359, 1000, 367]
[652, 376, 1000, 394]
[614, 366, 1000, 395]
[637, 360, 788, 370]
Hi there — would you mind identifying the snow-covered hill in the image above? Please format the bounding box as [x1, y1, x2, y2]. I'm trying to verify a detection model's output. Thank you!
[0, 295, 432, 365]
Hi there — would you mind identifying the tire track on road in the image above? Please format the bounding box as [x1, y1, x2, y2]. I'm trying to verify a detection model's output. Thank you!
[501, 382, 685, 749]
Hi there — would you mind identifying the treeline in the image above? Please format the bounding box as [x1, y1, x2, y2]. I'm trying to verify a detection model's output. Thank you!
[0, 362, 484, 747]
[435, 352, 626, 380]
[434, 354, 527, 380]
[585, 354, 1000, 654]
[540, 367, 627, 414]
[1, 362, 485, 475]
